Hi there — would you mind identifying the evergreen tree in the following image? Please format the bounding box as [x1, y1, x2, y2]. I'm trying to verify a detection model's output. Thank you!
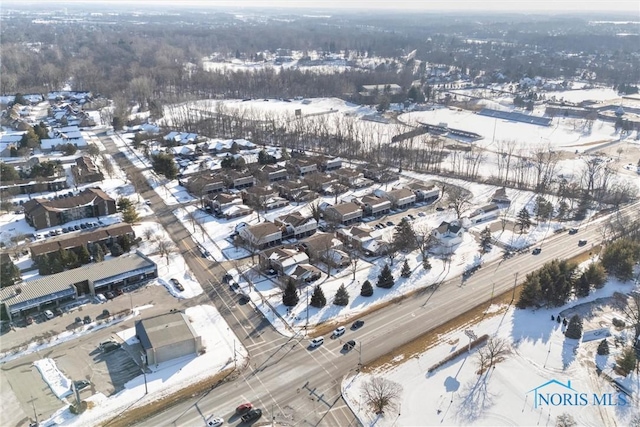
[376, 264, 395, 289]
[600, 239, 640, 281]
[0, 256, 21, 288]
[574, 273, 591, 298]
[65, 250, 79, 268]
[282, 279, 299, 307]
[118, 235, 133, 252]
[422, 257, 432, 270]
[37, 254, 52, 275]
[110, 243, 124, 257]
[360, 280, 373, 297]
[117, 197, 133, 212]
[151, 153, 179, 180]
[401, 259, 412, 278]
[0, 163, 19, 182]
[479, 226, 492, 253]
[564, 314, 583, 339]
[392, 218, 417, 252]
[50, 256, 64, 274]
[122, 206, 139, 224]
[616, 347, 637, 376]
[333, 284, 349, 306]
[597, 339, 609, 356]
[77, 246, 91, 265]
[516, 207, 532, 233]
[516, 275, 541, 308]
[310, 285, 326, 308]
[93, 244, 105, 262]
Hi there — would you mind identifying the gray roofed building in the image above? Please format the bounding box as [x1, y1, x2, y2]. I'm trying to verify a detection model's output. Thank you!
[0, 251, 157, 321]
[135, 311, 202, 366]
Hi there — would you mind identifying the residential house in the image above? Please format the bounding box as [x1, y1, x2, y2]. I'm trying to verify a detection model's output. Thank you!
[29, 223, 135, 261]
[304, 173, 341, 195]
[315, 155, 342, 172]
[71, 155, 103, 184]
[207, 193, 252, 219]
[224, 170, 255, 190]
[263, 196, 289, 211]
[406, 182, 440, 204]
[324, 202, 363, 226]
[337, 224, 388, 256]
[259, 247, 309, 275]
[257, 164, 289, 183]
[287, 158, 317, 177]
[23, 188, 116, 230]
[185, 173, 226, 197]
[242, 185, 279, 207]
[332, 168, 371, 189]
[0, 176, 68, 196]
[468, 203, 501, 224]
[275, 180, 311, 201]
[164, 131, 198, 145]
[432, 221, 464, 250]
[491, 187, 511, 206]
[275, 211, 317, 239]
[282, 263, 322, 286]
[379, 188, 416, 210]
[299, 232, 344, 263]
[362, 165, 398, 183]
[358, 195, 391, 217]
[238, 222, 282, 250]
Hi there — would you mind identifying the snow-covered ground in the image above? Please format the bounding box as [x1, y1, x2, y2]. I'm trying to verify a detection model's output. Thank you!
[38, 305, 247, 427]
[343, 264, 640, 427]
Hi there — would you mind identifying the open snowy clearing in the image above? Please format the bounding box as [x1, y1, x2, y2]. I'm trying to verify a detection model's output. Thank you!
[343, 264, 640, 427]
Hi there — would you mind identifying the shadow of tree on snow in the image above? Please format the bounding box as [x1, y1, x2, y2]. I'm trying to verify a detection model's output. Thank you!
[455, 372, 498, 423]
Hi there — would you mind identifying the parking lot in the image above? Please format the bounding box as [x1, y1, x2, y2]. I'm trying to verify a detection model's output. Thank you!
[1, 284, 179, 426]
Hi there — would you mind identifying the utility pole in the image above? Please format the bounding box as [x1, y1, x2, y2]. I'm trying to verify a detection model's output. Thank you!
[140, 354, 148, 395]
[233, 340, 237, 370]
[511, 272, 519, 304]
[305, 287, 309, 333]
[29, 395, 38, 427]
[359, 341, 362, 367]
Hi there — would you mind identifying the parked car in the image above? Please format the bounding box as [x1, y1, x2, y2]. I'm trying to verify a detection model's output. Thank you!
[98, 309, 110, 319]
[532, 248, 542, 255]
[351, 320, 364, 330]
[26, 316, 34, 325]
[80, 223, 87, 229]
[435, 206, 445, 211]
[170, 278, 185, 292]
[266, 268, 277, 276]
[332, 326, 346, 338]
[74, 225, 81, 231]
[241, 408, 262, 423]
[408, 214, 416, 220]
[75, 316, 82, 324]
[418, 212, 426, 217]
[386, 221, 394, 227]
[343, 340, 356, 351]
[309, 337, 324, 348]
[144, 200, 152, 206]
[96, 293, 107, 303]
[236, 402, 253, 414]
[115, 288, 124, 296]
[105, 291, 115, 299]
[207, 417, 224, 427]
[222, 273, 233, 284]
[229, 282, 240, 293]
[53, 307, 63, 316]
[568, 228, 579, 234]
[99, 341, 121, 353]
[83, 315, 92, 324]
[578, 239, 588, 246]
[74, 380, 91, 391]
[43, 310, 54, 320]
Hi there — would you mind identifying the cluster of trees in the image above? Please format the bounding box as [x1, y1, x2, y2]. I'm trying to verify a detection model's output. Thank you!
[0, 160, 64, 181]
[517, 259, 608, 308]
[0, 256, 20, 288]
[117, 198, 140, 224]
[151, 153, 179, 180]
[600, 239, 640, 281]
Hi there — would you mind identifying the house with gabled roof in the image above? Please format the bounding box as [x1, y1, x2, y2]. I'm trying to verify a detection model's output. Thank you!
[287, 158, 317, 177]
[432, 220, 464, 250]
[406, 182, 440, 203]
[378, 188, 416, 210]
[332, 168, 372, 189]
[259, 247, 309, 275]
[185, 173, 226, 196]
[275, 211, 317, 239]
[337, 224, 389, 256]
[224, 170, 255, 190]
[257, 164, 289, 183]
[469, 203, 501, 224]
[324, 202, 363, 225]
[238, 222, 282, 250]
[299, 232, 344, 263]
[358, 195, 391, 217]
[491, 187, 511, 205]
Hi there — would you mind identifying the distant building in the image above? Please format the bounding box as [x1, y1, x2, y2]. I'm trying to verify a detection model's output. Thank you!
[360, 84, 402, 96]
[324, 202, 363, 225]
[71, 155, 104, 184]
[287, 159, 317, 177]
[136, 311, 202, 366]
[432, 221, 464, 250]
[23, 188, 116, 230]
[491, 187, 511, 206]
[379, 188, 416, 210]
[358, 195, 391, 217]
[469, 203, 501, 224]
[238, 222, 282, 250]
[275, 211, 317, 239]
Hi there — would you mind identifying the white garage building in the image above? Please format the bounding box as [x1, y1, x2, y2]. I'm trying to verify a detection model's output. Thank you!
[135, 311, 202, 366]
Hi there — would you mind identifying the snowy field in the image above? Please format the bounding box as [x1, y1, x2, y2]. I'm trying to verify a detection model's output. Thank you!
[343, 265, 640, 427]
[38, 305, 247, 427]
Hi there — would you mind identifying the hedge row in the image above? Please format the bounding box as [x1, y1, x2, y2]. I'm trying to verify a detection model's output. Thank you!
[427, 334, 489, 373]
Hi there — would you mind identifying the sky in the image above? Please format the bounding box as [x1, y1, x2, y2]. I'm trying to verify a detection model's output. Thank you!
[5, 0, 640, 13]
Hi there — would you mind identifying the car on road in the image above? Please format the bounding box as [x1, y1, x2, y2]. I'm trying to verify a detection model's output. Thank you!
[418, 212, 426, 217]
[43, 310, 54, 320]
[236, 402, 253, 414]
[332, 326, 346, 338]
[568, 228, 579, 234]
[532, 248, 542, 255]
[309, 337, 324, 348]
[74, 380, 91, 391]
[435, 206, 445, 211]
[99, 341, 121, 353]
[351, 320, 364, 330]
[343, 340, 356, 351]
[207, 417, 224, 427]
[386, 221, 394, 227]
[144, 200, 152, 206]
[241, 408, 262, 423]
[578, 239, 588, 246]
[170, 278, 185, 292]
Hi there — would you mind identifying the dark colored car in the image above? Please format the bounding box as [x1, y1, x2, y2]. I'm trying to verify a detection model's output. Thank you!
[75, 316, 82, 324]
[98, 309, 110, 319]
[241, 408, 262, 423]
[115, 288, 124, 296]
[83, 315, 92, 324]
[236, 402, 253, 414]
[53, 307, 63, 316]
[351, 320, 364, 330]
[75, 380, 91, 391]
[532, 248, 542, 255]
[343, 340, 356, 351]
[386, 221, 394, 227]
[105, 291, 115, 299]
[222, 273, 233, 284]
[100, 341, 121, 353]
[435, 206, 445, 211]
[229, 282, 240, 292]
[578, 239, 587, 246]
[74, 225, 81, 231]
[568, 228, 579, 234]
[26, 316, 34, 325]
[170, 278, 185, 292]
[80, 223, 87, 229]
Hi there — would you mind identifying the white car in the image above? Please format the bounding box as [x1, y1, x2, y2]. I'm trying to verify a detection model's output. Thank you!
[207, 417, 224, 427]
[44, 310, 54, 320]
[309, 337, 324, 348]
[332, 326, 346, 338]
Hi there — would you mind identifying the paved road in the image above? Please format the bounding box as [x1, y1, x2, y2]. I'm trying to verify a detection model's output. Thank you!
[103, 134, 640, 426]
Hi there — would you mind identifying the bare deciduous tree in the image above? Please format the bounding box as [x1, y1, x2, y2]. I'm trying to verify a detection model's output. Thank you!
[154, 238, 176, 266]
[615, 292, 640, 341]
[477, 337, 510, 373]
[348, 248, 359, 281]
[143, 228, 155, 241]
[445, 185, 473, 219]
[100, 153, 115, 179]
[363, 377, 403, 415]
